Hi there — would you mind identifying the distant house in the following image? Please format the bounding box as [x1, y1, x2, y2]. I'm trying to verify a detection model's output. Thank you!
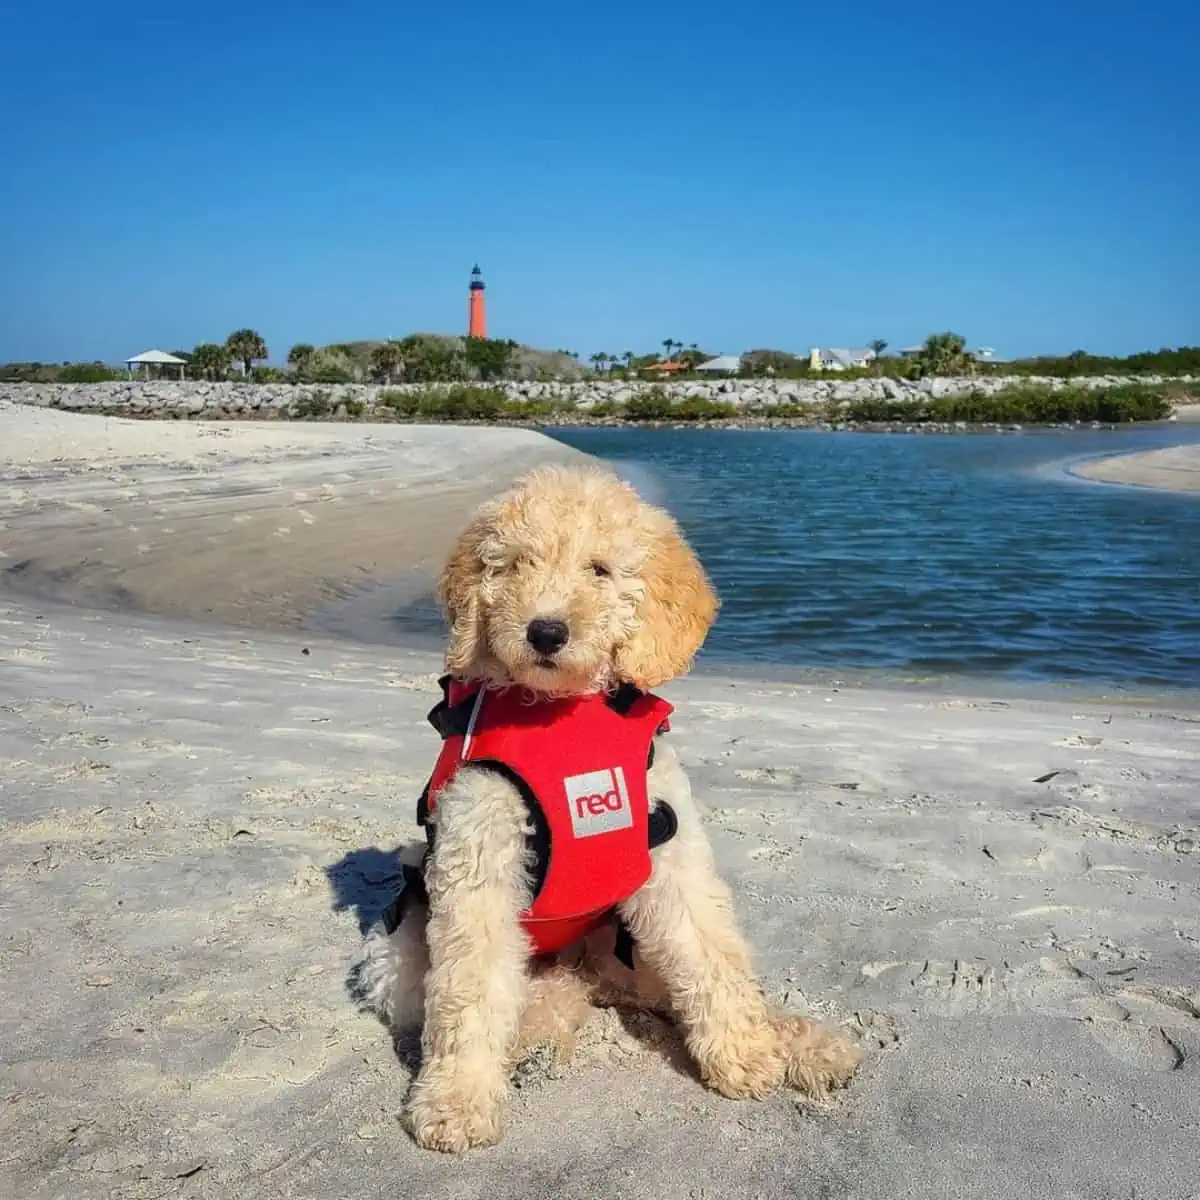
[642, 360, 690, 375]
[895, 344, 1005, 363]
[808, 347, 875, 371]
[695, 355, 742, 374]
[973, 346, 1003, 363]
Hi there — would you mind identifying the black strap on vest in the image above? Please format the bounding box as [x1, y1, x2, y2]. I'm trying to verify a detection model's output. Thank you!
[612, 794, 679, 968]
[380, 861, 429, 935]
[605, 681, 644, 715]
[426, 677, 477, 739]
[613, 921, 638, 969]
[425, 676, 654, 736]
[647, 798, 678, 849]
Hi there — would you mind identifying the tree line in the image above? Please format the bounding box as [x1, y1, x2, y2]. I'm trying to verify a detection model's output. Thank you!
[196, 331, 532, 383]
[3, 331, 1197, 385]
[734, 336, 1200, 381]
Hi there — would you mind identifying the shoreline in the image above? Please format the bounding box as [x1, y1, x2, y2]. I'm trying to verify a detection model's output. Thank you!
[321, 585, 1200, 709]
[3, 405, 1199, 1197]
[4, 379, 1198, 440]
[5, 403, 1199, 687]
[1068, 441, 1200, 494]
[4, 406, 1192, 436]
[0, 404, 585, 634]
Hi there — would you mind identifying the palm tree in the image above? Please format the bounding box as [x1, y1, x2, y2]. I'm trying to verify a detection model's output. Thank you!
[868, 338, 888, 376]
[913, 332, 974, 378]
[589, 352, 605, 374]
[369, 340, 405, 383]
[226, 329, 268, 378]
[661, 338, 675, 361]
[288, 343, 315, 369]
[191, 342, 231, 381]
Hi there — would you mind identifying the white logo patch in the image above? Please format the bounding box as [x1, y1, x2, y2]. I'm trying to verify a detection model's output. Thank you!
[564, 767, 632, 839]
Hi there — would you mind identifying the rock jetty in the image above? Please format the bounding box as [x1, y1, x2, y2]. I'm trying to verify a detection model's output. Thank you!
[0, 375, 1189, 422]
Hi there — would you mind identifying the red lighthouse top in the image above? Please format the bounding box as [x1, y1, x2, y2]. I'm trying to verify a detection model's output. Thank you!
[469, 264, 485, 291]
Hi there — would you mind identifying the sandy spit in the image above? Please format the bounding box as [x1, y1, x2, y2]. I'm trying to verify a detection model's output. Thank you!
[0, 403, 584, 630]
[1071, 442, 1200, 494]
[1, 407, 1198, 1200]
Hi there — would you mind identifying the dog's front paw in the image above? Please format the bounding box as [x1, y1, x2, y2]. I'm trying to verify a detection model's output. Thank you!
[773, 1014, 863, 1095]
[406, 1078, 504, 1153]
[696, 1023, 787, 1100]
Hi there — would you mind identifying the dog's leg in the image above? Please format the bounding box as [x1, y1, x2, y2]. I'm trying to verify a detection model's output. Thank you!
[619, 742, 860, 1099]
[358, 903, 429, 1033]
[355, 843, 430, 1034]
[406, 768, 532, 1153]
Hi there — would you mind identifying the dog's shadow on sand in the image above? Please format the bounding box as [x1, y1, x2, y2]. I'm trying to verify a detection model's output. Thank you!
[325, 844, 425, 1069]
[326, 844, 405, 934]
[324, 844, 700, 1085]
[325, 844, 403, 1008]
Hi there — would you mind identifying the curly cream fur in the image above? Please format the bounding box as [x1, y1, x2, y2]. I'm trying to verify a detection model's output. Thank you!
[353, 464, 860, 1152]
[438, 463, 718, 693]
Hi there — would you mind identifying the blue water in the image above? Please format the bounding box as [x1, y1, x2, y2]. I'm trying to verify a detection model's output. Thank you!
[546, 426, 1200, 693]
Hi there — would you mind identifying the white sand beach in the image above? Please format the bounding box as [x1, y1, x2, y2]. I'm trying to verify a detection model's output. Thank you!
[2, 405, 1198, 1200]
[1072, 442, 1200, 494]
[0, 403, 584, 631]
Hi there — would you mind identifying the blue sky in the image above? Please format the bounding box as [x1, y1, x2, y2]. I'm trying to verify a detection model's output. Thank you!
[2, 0, 1197, 363]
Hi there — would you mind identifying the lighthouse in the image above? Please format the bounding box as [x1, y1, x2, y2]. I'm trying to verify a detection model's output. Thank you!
[467, 264, 487, 339]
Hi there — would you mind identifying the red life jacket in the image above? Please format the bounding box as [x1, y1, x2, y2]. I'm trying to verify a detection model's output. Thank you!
[418, 676, 673, 956]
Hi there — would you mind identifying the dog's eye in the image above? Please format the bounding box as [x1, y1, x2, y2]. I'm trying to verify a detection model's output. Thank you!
[590, 561, 611, 578]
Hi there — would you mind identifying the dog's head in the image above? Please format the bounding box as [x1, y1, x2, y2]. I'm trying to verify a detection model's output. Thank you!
[438, 463, 718, 695]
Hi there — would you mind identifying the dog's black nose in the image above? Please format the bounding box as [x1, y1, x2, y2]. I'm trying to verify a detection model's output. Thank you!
[526, 619, 570, 656]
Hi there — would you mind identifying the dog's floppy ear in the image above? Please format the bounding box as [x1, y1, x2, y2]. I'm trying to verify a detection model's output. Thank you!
[615, 509, 719, 689]
[437, 504, 495, 676]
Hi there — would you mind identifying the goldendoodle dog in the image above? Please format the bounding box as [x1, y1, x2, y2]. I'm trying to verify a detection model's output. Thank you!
[355, 463, 860, 1152]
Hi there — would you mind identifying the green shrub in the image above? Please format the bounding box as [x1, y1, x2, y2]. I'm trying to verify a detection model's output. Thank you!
[622, 387, 674, 421]
[292, 381, 1175, 427]
[378, 385, 510, 420]
[618, 390, 736, 422]
[308, 363, 356, 384]
[290, 389, 333, 419]
[836, 383, 1172, 425]
[463, 337, 519, 381]
[766, 403, 816, 420]
[435, 386, 507, 420]
[673, 396, 737, 421]
[378, 388, 419, 416]
[57, 363, 124, 383]
[511, 396, 572, 418]
[1001, 346, 1200, 378]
